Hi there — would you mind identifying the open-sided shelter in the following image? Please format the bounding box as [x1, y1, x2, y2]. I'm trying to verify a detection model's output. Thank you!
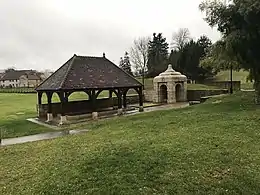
[35, 54, 143, 124]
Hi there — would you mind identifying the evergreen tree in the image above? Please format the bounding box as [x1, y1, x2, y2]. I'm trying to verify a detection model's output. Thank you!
[119, 52, 133, 75]
[119, 57, 124, 69]
[168, 49, 181, 72]
[200, 0, 260, 103]
[169, 35, 213, 81]
[147, 33, 169, 77]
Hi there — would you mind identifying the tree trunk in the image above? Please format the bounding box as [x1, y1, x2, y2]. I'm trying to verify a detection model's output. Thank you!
[254, 68, 260, 104]
[255, 79, 260, 104]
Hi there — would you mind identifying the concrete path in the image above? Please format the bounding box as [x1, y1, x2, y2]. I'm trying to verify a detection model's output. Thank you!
[241, 89, 255, 92]
[27, 118, 60, 130]
[1, 129, 89, 146]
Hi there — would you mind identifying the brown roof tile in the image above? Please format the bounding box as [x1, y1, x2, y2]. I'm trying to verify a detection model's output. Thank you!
[36, 54, 142, 91]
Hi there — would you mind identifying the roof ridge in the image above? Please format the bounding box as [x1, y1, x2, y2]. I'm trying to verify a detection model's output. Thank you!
[76, 55, 102, 59]
[35, 55, 74, 91]
[105, 58, 143, 86]
[59, 54, 77, 89]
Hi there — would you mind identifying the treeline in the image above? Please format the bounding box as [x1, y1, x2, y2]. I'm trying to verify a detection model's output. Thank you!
[119, 28, 213, 82]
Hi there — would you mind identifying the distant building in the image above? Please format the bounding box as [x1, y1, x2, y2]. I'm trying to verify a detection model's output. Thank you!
[0, 70, 45, 88]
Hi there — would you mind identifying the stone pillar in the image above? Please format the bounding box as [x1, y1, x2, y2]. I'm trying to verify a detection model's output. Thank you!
[167, 82, 175, 104]
[46, 113, 53, 122]
[59, 115, 67, 125]
[183, 82, 188, 101]
[117, 108, 123, 115]
[92, 112, 98, 120]
[153, 82, 159, 103]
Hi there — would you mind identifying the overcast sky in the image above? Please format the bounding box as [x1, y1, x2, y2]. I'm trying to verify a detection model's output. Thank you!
[0, 0, 220, 71]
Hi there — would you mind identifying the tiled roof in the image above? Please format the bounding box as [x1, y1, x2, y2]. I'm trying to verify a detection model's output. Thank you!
[36, 54, 142, 91]
[0, 70, 41, 81]
[0, 70, 29, 80]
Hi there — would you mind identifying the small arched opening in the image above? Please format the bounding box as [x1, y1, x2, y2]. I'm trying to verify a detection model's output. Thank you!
[175, 84, 182, 102]
[68, 91, 89, 102]
[160, 85, 168, 103]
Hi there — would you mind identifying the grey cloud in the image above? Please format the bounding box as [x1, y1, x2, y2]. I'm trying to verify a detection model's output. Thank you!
[0, 0, 131, 70]
[0, 0, 220, 71]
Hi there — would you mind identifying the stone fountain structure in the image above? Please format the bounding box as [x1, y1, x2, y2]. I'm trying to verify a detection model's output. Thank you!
[153, 64, 187, 103]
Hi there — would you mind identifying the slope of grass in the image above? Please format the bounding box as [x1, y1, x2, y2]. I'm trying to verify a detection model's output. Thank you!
[215, 70, 249, 82]
[215, 70, 254, 89]
[1, 92, 260, 194]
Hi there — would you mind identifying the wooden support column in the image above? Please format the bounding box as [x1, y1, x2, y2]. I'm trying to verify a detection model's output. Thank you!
[46, 92, 53, 122]
[91, 90, 98, 120]
[117, 89, 123, 115]
[109, 90, 113, 98]
[64, 92, 70, 103]
[37, 92, 43, 105]
[37, 92, 43, 118]
[138, 87, 144, 112]
[122, 89, 128, 110]
[58, 91, 67, 125]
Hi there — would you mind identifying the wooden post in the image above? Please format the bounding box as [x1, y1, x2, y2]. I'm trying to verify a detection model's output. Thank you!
[117, 90, 123, 115]
[139, 87, 144, 112]
[109, 90, 113, 98]
[58, 91, 67, 125]
[230, 65, 233, 94]
[91, 90, 98, 120]
[46, 92, 53, 122]
[37, 92, 42, 105]
[123, 90, 127, 109]
[58, 91, 65, 116]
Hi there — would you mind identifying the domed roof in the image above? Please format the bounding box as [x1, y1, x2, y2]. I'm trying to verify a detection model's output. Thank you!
[158, 64, 182, 76]
[154, 64, 187, 81]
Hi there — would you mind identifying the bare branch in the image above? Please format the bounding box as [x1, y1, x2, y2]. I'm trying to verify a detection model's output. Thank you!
[129, 37, 150, 73]
[171, 28, 191, 51]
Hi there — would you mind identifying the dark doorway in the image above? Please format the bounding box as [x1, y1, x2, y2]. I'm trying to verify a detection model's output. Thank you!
[160, 85, 168, 103]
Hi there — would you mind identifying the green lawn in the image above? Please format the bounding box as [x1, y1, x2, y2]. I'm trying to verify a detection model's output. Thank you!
[215, 70, 249, 82]
[1, 92, 260, 194]
[0, 93, 53, 139]
[0, 91, 121, 139]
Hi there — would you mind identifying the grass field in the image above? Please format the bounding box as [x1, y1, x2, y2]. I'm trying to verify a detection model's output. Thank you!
[0, 70, 253, 139]
[0, 93, 52, 139]
[0, 91, 117, 139]
[1, 92, 260, 194]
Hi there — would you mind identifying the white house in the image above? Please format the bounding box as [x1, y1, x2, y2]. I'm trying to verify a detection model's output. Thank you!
[0, 70, 45, 88]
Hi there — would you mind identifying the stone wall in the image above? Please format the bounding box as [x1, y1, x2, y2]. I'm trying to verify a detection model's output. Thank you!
[144, 89, 229, 102]
[144, 90, 154, 102]
[38, 95, 141, 118]
[187, 89, 229, 101]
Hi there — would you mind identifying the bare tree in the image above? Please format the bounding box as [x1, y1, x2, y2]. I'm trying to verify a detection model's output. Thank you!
[130, 36, 150, 87]
[171, 28, 191, 51]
